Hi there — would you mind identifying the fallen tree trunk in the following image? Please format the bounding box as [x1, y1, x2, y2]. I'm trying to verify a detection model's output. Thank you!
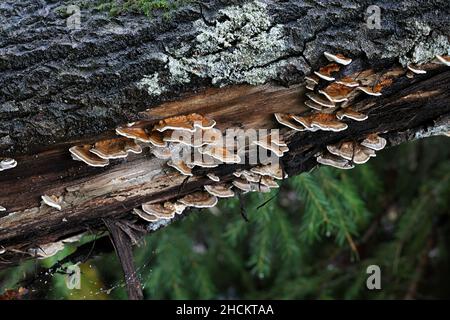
[1, 0, 449, 269]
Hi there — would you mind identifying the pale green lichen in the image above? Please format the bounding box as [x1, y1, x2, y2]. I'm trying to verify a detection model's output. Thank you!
[138, 1, 288, 96]
[137, 73, 164, 96]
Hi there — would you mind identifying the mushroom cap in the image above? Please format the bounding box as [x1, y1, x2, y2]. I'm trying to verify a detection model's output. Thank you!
[274, 113, 307, 131]
[142, 202, 177, 219]
[41, 195, 62, 211]
[436, 55, 450, 66]
[154, 113, 216, 132]
[294, 113, 348, 132]
[205, 184, 235, 198]
[199, 146, 241, 164]
[360, 133, 387, 151]
[305, 74, 320, 84]
[250, 163, 286, 180]
[306, 92, 336, 108]
[179, 191, 218, 208]
[133, 208, 159, 222]
[316, 153, 354, 170]
[352, 145, 376, 164]
[305, 100, 326, 112]
[357, 86, 382, 96]
[206, 173, 220, 182]
[407, 63, 427, 75]
[253, 139, 289, 157]
[0, 158, 17, 171]
[90, 138, 142, 159]
[189, 153, 220, 168]
[69, 145, 109, 167]
[319, 83, 353, 103]
[147, 130, 168, 147]
[306, 83, 316, 91]
[235, 170, 262, 183]
[167, 159, 193, 176]
[260, 176, 279, 188]
[327, 141, 355, 160]
[232, 179, 252, 192]
[335, 76, 360, 87]
[314, 63, 340, 81]
[336, 108, 368, 121]
[0, 206, 6, 212]
[116, 127, 153, 143]
[324, 52, 352, 65]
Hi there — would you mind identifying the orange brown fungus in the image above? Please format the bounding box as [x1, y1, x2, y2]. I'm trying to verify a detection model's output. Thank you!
[294, 113, 348, 132]
[154, 113, 216, 132]
[116, 126, 152, 143]
[91, 137, 142, 159]
[373, 77, 393, 93]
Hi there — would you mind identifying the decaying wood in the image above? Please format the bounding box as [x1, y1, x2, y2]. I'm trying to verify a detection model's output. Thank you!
[1, 0, 450, 269]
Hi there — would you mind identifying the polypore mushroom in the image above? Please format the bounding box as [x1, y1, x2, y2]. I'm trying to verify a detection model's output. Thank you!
[0, 206, 6, 212]
[305, 74, 320, 85]
[305, 100, 326, 112]
[179, 191, 218, 208]
[260, 176, 279, 188]
[360, 133, 387, 151]
[253, 135, 289, 157]
[336, 108, 368, 121]
[327, 141, 356, 160]
[318, 83, 353, 103]
[116, 126, 153, 143]
[189, 152, 220, 168]
[0, 158, 17, 171]
[352, 145, 376, 164]
[90, 138, 142, 159]
[147, 130, 168, 147]
[324, 52, 352, 65]
[41, 195, 62, 211]
[69, 145, 109, 167]
[335, 76, 359, 88]
[357, 86, 382, 96]
[294, 113, 348, 132]
[316, 153, 354, 170]
[407, 63, 427, 74]
[142, 202, 177, 219]
[250, 163, 286, 180]
[199, 146, 241, 164]
[167, 159, 193, 176]
[314, 63, 340, 81]
[0, 247, 5, 254]
[274, 113, 307, 131]
[205, 184, 235, 198]
[133, 208, 159, 222]
[232, 179, 252, 192]
[206, 173, 220, 182]
[435, 55, 450, 66]
[306, 92, 336, 108]
[154, 113, 216, 132]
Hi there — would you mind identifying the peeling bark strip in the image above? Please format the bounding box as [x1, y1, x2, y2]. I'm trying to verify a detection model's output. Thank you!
[0, 0, 450, 268]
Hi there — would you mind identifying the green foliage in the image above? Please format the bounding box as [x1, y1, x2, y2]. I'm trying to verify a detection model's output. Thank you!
[92, 0, 192, 17]
[1, 137, 449, 299]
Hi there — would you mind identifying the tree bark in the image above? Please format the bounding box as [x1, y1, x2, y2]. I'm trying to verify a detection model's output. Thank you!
[1, 0, 449, 269]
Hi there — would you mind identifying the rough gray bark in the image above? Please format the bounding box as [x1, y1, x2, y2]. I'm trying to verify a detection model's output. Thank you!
[1, 0, 450, 269]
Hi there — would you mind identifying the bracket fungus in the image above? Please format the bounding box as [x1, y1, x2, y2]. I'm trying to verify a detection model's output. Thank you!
[0, 158, 17, 171]
[167, 159, 193, 176]
[306, 92, 336, 108]
[232, 179, 252, 192]
[154, 113, 216, 132]
[206, 173, 220, 182]
[253, 136, 289, 157]
[314, 63, 340, 81]
[41, 195, 63, 211]
[0, 206, 6, 212]
[293, 113, 348, 132]
[352, 145, 376, 164]
[324, 52, 352, 66]
[274, 113, 307, 131]
[116, 126, 153, 143]
[361, 133, 387, 151]
[336, 108, 368, 121]
[90, 138, 142, 159]
[407, 64, 427, 75]
[179, 191, 218, 208]
[199, 146, 241, 164]
[250, 163, 286, 180]
[318, 83, 353, 103]
[260, 176, 279, 189]
[357, 86, 382, 96]
[133, 208, 159, 222]
[69, 145, 109, 167]
[141, 202, 177, 219]
[205, 184, 235, 198]
[316, 152, 355, 170]
[436, 55, 450, 66]
[335, 76, 360, 88]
